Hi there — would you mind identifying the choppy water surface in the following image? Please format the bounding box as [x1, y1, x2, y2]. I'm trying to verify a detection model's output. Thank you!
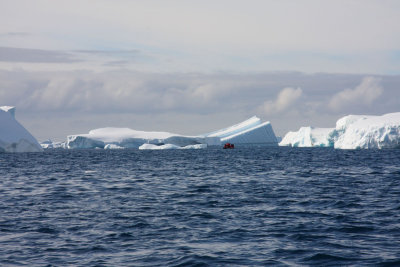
[1, 147, 400, 266]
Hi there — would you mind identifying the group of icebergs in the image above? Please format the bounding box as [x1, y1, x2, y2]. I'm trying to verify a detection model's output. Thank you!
[280, 112, 400, 149]
[1, 105, 400, 152]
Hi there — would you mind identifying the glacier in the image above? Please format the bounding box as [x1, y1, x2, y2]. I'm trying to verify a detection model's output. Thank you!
[280, 112, 400, 149]
[0, 106, 43, 152]
[64, 116, 278, 149]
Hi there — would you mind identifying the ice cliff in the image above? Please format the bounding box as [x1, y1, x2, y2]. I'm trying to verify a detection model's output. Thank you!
[280, 112, 400, 149]
[0, 106, 43, 152]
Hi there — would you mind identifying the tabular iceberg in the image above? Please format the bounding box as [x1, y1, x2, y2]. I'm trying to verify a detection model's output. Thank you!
[333, 113, 400, 149]
[0, 106, 43, 152]
[204, 116, 278, 146]
[280, 112, 400, 149]
[64, 116, 278, 149]
[67, 127, 220, 149]
[279, 127, 334, 147]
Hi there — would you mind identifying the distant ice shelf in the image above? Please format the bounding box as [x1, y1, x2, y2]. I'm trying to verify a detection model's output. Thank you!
[0, 106, 42, 152]
[280, 112, 400, 149]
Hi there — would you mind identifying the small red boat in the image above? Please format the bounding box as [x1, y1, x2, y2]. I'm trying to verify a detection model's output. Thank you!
[223, 143, 234, 149]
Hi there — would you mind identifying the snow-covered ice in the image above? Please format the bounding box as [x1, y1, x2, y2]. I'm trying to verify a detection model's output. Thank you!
[279, 127, 334, 147]
[0, 106, 42, 152]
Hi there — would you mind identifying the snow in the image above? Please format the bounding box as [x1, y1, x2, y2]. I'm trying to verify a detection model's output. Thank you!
[205, 116, 278, 146]
[280, 112, 400, 149]
[0, 106, 43, 152]
[279, 127, 334, 147]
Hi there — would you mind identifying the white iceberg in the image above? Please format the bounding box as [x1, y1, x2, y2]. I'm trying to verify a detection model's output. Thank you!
[205, 116, 278, 146]
[67, 127, 219, 149]
[0, 106, 43, 152]
[280, 112, 400, 149]
[65, 116, 278, 149]
[40, 139, 67, 149]
[333, 112, 400, 149]
[279, 127, 334, 147]
[138, 143, 207, 150]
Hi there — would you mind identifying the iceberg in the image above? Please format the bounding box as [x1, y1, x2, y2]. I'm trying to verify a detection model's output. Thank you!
[138, 143, 207, 150]
[40, 139, 67, 149]
[333, 112, 400, 149]
[204, 116, 278, 146]
[280, 112, 400, 149]
[67, 127, 219, 149]
[65, 116, 278, 149]
[279, 127, 334, 147]
[0, 106, 43, 152]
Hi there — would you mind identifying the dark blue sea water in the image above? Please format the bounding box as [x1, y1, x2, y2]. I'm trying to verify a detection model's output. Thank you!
[1, 147, 400, 266]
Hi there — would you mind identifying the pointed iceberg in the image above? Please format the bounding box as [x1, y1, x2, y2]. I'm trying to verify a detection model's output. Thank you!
[0, 106, 43, 152]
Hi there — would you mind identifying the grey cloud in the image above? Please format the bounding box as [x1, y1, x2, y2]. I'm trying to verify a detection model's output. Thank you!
[75, 49, 140, 56]
[0, 47, 80, 63]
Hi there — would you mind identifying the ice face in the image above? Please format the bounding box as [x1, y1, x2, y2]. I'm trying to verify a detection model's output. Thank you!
[0, 106, 43, 152]
[279, 127, 334, 147]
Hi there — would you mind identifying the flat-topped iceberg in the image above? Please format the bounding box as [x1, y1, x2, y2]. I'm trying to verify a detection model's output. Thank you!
[280, 112, 400, 149]
[67, 127, 219, 149]
[279, 127, 334, 147]
[334, 113, 400, 149]
[205, 116, 278, 146]
[65, 116, 278, 149]
[0, 106, 43, 152]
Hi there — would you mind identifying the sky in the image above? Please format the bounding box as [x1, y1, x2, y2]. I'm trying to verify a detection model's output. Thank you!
[1, 0, 400, 141]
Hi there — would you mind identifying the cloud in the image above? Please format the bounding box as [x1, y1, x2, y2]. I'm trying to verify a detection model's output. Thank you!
[329, 76, 383, 111]
[0, 47, 79, 63]
[260, 87, 303, 115]
[1, 70, 399, 141]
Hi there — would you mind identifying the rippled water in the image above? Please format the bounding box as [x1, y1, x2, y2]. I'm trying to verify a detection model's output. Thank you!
[1, 147, 400, 266]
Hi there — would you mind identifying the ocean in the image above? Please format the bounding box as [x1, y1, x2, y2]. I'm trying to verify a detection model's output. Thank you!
[1, 147, 400, 266]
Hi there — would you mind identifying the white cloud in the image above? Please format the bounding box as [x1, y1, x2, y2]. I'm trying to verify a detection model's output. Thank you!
[261, 87, 303, 115]
[329, 76, 383, 111]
